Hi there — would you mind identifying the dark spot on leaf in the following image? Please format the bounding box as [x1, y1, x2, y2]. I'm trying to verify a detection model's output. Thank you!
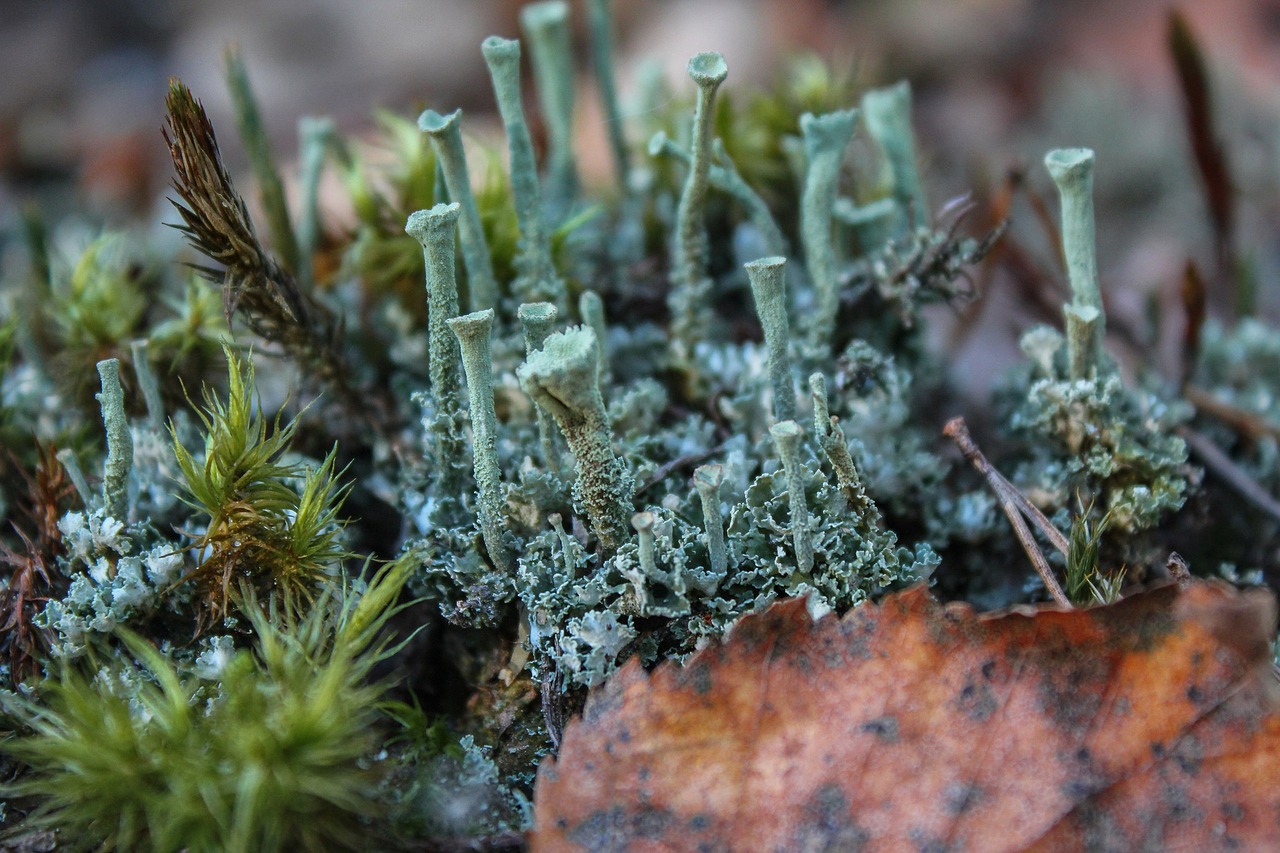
[860, 715, 899, 743]
[786, 784, 869, 853]
[634, 804, 673, 838]
[943, 782, 983, 815]
[955, 677, 997, 722]
[908, 827, 952, 853]
[677, 660, 714, 696]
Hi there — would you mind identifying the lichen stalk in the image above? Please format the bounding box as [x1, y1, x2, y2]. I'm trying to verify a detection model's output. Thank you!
[129, 339, 164, 430]
[56, 448, 93, 508]
[671, 51, 729, 349]
[809, 372, 874, 518]
[861, 82, 927, 233]
[632, 512, 657, 576]
[519, 2, 579, 210]
[481, 36, 563, 306]
[96, 358, 133, 521]
[692, 464, 727, 579]
[224, 47, 300, 276]
[418, 109, 499, 313]
[296, 116, 335, 289]
[447, 309, 515, 573]
[518, 301, 561, 472]
[1045, 147, 1105, 376]
[578, 290, 609, 389]
[800, 108, 859, 350]
[406, 203, 469, 489]
[517, 326, 634, 550]
[586, 0, 630, 190]
[770, 420, 814, 575]
[649, 131, 787, 260]
[745, 256, 796, 423]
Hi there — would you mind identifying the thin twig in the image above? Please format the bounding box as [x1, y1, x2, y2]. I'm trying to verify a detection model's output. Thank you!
[636, 442, 726, 496]
[944, 417, 1071, 607]
[1178, 425, 1280, 523]
[1185, 384, 1280, 443]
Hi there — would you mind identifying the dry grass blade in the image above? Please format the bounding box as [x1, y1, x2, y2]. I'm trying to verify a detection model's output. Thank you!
[1179, 258, 1207, 387]
[1168, 10, 1236, 285]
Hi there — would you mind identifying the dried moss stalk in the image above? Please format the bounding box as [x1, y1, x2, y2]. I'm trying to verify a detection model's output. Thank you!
[809, 372, 873, 517]
[164, 81, 353, 411]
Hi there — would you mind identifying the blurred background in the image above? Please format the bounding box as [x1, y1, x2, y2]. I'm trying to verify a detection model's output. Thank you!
[4, 0, 1280, 390]
[5, 0, 1280, 204]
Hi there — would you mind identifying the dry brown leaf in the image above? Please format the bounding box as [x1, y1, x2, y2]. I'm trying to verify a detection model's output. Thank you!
[532, 582, 1280, 851]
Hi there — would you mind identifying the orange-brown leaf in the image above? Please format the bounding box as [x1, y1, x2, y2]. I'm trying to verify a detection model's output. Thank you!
[532, 583, 1280, 851]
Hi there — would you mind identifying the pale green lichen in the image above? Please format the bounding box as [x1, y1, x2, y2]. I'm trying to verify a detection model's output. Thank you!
[800, 108, 859, 349]
[861, 81, 927, 233]
[482, 35, 563, 306]
[295, 115, 335, 289]
[578, 289, 609, 389]
[95, 358, 132, 523]
[745, 256, 796, 422]
[649, 132, 788, 260]
[518, 301, 561, 472]
[418, 109, 499, 313]
[693, 464, 728, 580]
[585, 0, 630, 189]
[406, 202, 469, 498]
[517, 326, 634, 550]
[1045, 147, 1105, 377]
[670, 51, 729, 349]
[520, 1, 579, 211]
[770, 422, 813, 577]
[448, 309, 515, 573]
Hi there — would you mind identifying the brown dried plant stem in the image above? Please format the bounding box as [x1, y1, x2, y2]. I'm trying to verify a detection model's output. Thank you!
[1177, 425, 1280, 524]
[163, 81, 387, 441]
[944, 417, 1071, 607]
